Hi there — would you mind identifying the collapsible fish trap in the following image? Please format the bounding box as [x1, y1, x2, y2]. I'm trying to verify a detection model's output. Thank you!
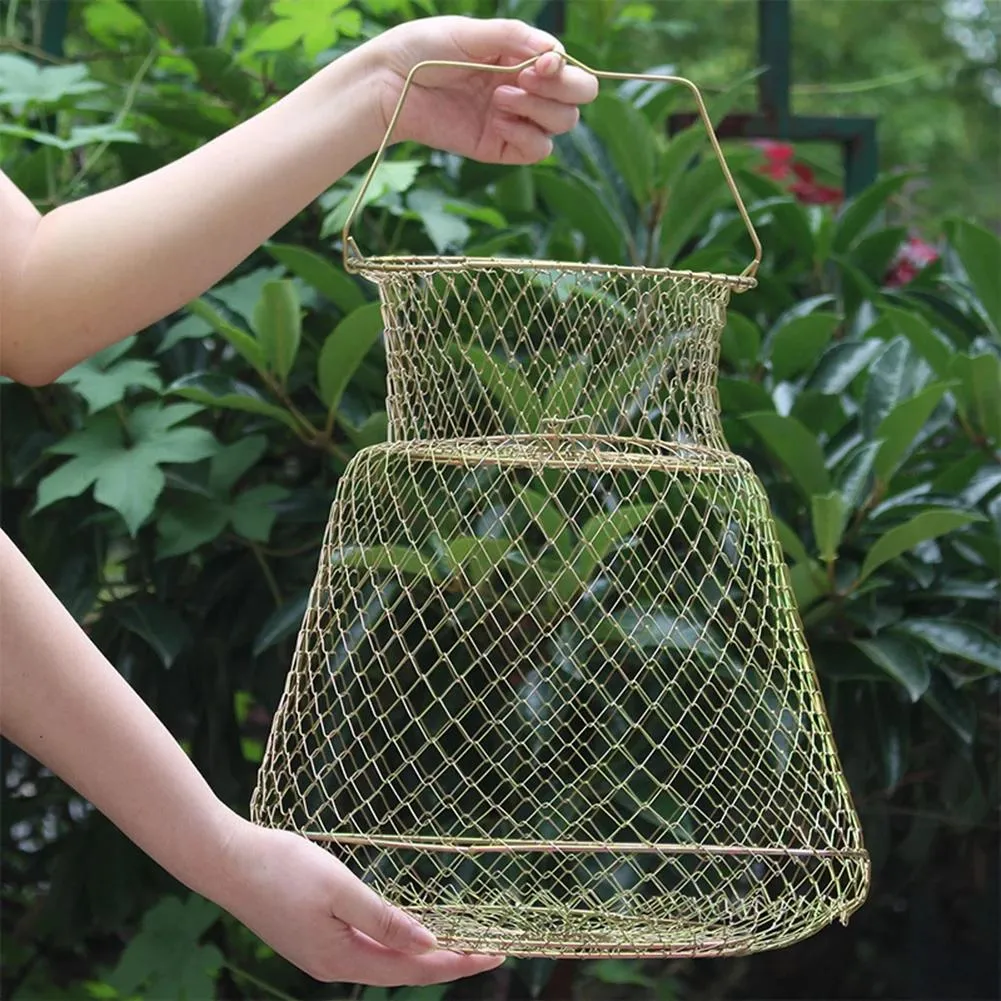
[251, 53, 869, 959]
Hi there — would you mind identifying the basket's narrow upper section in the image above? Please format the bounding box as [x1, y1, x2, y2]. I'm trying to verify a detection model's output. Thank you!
[338, 53, 763, 450]
[363, 264, 737, 448]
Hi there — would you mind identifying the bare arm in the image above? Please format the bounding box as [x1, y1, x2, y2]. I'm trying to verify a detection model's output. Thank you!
[0, 17, 595, 387]
[0, 44, 384, 385]
[0, 528, 505, 984]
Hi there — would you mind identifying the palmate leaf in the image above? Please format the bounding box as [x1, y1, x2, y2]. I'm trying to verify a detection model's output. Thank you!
[35, 404, 218, 535]
[108, 895, 222, 1000]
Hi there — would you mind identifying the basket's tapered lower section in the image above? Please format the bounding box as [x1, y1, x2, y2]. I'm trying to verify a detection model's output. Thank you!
[252, 436, 870, 957]
[297, 838, 870, 958]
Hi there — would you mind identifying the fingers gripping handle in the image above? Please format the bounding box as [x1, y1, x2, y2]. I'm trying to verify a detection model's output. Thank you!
[341, 52, 762, 279]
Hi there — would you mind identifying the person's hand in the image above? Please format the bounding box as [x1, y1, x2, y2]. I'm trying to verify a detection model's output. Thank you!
[367, 16, 599, 164]
[215, 817, 504, 985]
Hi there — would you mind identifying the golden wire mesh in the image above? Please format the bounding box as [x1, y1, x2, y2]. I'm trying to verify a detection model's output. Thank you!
[251, 55, 869, 959]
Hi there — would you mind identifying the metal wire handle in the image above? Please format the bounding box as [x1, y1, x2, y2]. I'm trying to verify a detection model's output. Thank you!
[341, 50, 762, 278]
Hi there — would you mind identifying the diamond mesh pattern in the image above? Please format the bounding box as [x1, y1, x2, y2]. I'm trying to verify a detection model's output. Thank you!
[251, 261, 870, 958]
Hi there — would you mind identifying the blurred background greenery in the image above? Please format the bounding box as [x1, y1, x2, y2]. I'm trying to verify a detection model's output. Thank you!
[1, 2, 998, 1000]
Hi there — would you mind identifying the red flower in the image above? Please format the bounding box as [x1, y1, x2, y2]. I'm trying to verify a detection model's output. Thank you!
[754, 140, 796, 180]
[884, 235, 939, 288]
[754, 141, 843, 204]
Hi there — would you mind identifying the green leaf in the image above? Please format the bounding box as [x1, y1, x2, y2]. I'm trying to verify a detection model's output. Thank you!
[111, 601, 192, 668]
[743, 412, 832, 499]
[811, 491, 846, 563]
[720, 313, 762, 369]
[587, 959, 656, 988]
[187, 298, 265, 371]
[949, 351, 1001, 444]
[881, 305, 952, 376]
[317, 303, 384, 411]
[833, 171, 913, 252]
[36, 405, 218, 535]
[167, 373, 300, 432]
[944, 218, 1001, 334]
[208, 436, 267, 495]
[156, 498, 230, 559]
[443, 536, 512, 587]
[266, 243, 365, 313]
[659, 151, 754, 266]
[407, 188, 472, 253]
[656, 70, 757, 194]
[584, 93, 656, 204]
[773, 516, 812, 565]
[862, 336, 932, 437]
[569, 503, 657, 590]
[808, 339, 885, 394]
[253, 280, 301, 383]
[923, 673, 975, 745]
[461, 345, 543, 433]
[253, 591, 309, 656]
[767, 312, 840, 381]
[894, 619, 1001, 676]
[205, 0, 244, 44]
[790, 390, 849, 439]
[83, 0, 149, 45]
[853, 635, 930, 702]
[873, 382, 952, 482]
[230, 484, 289, 542]
[57, 350, 162, 414]
[330, 544, 436, 578]
[321, 159, 423, 238]
[858, 509, 983, 583]
[0, 54, 104, 108]
[534, 168, 629, 264]
[341, 411, 389, 449]
[108, 896, 223, 1000]
[836, 440, 882, 513]
[519, 488, 571, 559]
[543, 358, 588, 421]
[138, 0, 207, 48]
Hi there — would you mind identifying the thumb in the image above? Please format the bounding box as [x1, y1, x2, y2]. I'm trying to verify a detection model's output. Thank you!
[330, 864, 438, 954]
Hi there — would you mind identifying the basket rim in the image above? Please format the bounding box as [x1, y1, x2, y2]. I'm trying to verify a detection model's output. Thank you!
[345, 254, 758, 292]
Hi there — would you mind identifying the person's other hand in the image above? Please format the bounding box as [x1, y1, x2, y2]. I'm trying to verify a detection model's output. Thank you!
[215, 818, 503, 985]
[369, 16, 599, 164]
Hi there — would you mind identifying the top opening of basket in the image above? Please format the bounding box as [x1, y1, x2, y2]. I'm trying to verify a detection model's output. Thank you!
[340, 52, 762, 291]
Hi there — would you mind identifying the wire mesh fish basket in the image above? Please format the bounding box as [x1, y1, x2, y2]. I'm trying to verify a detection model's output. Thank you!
[251, 52, 870, 959]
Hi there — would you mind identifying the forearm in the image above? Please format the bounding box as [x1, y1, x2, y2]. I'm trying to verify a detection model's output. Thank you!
[2, 42, 386, 385]
[0, 529, 238, 899]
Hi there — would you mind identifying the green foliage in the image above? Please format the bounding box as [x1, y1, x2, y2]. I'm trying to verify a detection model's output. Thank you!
[2, 2, 998, 1001]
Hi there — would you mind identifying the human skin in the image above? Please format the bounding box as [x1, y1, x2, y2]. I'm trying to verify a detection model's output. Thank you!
[0, 15, 598, 985]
